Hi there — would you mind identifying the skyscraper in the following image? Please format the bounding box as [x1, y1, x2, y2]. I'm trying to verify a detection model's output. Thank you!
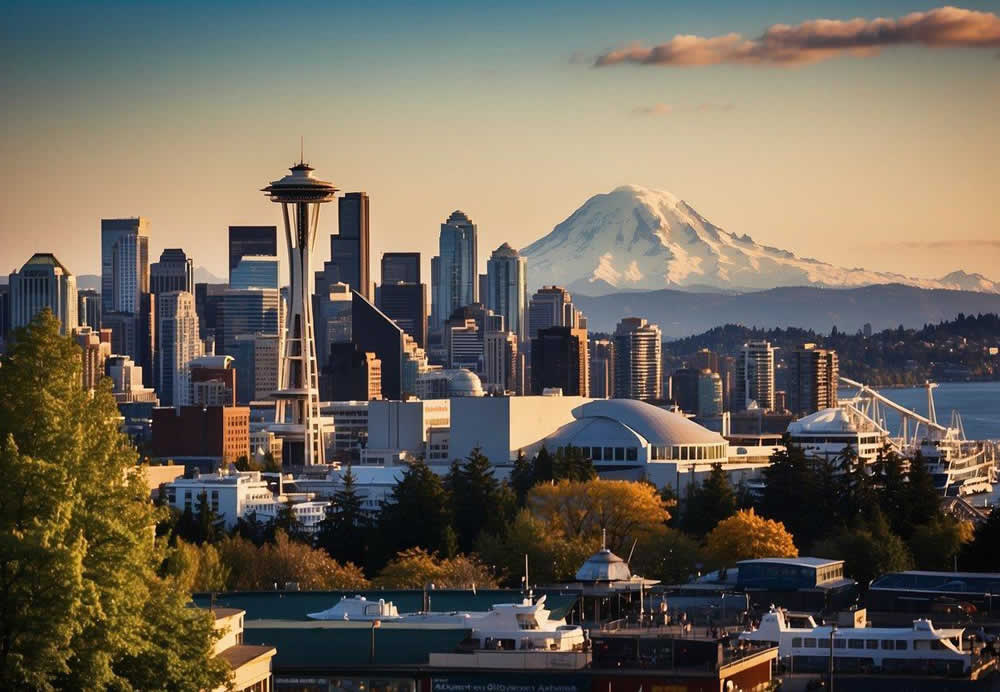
[101, 217, 150, 316]
[531, 326, 589, 396]
[263, 161, 337, 465]
[788, 343, 839, 416]
[78, 288, 101, 329]
[228, 226, 277, 280]
[8, 253, 78, 334]
[432, 210, 477, 327]
[352, 292, 405, 400]
[315, 192, 370, 299]
[734, 340, 776, 411]
[375, 281, 427, 348]
[670, 367, 701, 413]
[527, 286, 576, 339]
[589, 337, 615, 399]
[613, 317, 662, 401]
[230, 256, 279, 290]
[483, 329, 519, 394]
[381, 252, 421, 284]
[150, 248, 194, 295]
[155, 291, 201, 406]
[697, 370, 724, 417]
[485, 243, 527, 343]
[72, 326, 111, 392]
[217, 288, 281, 360]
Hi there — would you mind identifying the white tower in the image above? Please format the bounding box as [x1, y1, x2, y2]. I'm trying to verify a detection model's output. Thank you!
[262, 161, 338, 465]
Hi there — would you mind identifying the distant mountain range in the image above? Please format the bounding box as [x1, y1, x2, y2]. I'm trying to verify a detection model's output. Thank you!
[521, 185, 999, 296]
[69, 266, 226, 293]
[574, 284, 1000, 339]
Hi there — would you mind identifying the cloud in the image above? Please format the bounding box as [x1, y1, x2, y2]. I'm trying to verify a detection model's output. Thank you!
[632, 103, 673, 116]
[594, 6, 1000, 67]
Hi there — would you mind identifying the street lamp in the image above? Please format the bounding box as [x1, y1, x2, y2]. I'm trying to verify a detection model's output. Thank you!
[369, 619, 381, 664]
[828, 623, 837, 692]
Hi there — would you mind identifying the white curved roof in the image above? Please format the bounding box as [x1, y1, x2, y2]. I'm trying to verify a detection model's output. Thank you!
[546, 416, 647, 449]
[788, 407, 858, 435]
[573, 399, 725, 446]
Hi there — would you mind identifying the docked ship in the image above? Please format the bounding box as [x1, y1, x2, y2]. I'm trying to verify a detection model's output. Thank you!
[739, 607, 972, 674]
[839, 378, 996, 497]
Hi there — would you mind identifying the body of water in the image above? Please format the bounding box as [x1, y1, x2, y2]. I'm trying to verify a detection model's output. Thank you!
[837, 381, 1000, 441]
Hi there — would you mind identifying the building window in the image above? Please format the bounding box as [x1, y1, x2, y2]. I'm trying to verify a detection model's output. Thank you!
[866, 640, 878, 649]
[592, 447, 602, 461]
[626, 447, 637, 461]
[614, 447, 625, 461]
[803, 638, 816, 648]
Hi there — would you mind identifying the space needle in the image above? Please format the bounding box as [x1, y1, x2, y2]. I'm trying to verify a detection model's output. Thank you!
[262, 159, 338, 465]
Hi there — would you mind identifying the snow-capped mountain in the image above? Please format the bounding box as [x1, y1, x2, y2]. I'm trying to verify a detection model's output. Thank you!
[521, 185, 999, 295]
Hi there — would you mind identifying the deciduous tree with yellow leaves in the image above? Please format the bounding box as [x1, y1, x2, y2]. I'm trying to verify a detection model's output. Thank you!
[704, 508, 798, 566]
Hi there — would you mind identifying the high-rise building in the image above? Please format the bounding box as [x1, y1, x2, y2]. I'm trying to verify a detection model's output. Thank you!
[155, 291, 201, 406]
[531, 326, 589, 396]
[78, 288, 101, 330]
[152, 405, 250, 464]
[150, 248, 194, 295]
[195, 282, 227, 344]
[189, 355, 237, 406]
[73, 326, 111, 392]
[101, 218, 150, 316]
[613, 317, 662, 401]
[263, 162, 336, 465]
[228, 226, 277, 281]
[313, 282, 353, 374]
[718, 355, 736, 411]
[376, 281, 427, 348]
[448, 319, 482, 373]
[325, 343, 382, 401]
[734, 340, 776, 411]
[589, 337, 615, 399]
[697, 370, 724, 417]
[478, 274, 488, 309]
[691, 348, 719, 374]
[670, 367, 701, 413]
[431, 210, 477, 327]
[483, 329, 518, 394]
[381, 252, 420, 284]
[106, 355, 158, 404]
[0, 285, 9, 347]
[353, 292, 405, 400]
[527, 286, 576, 339]
[230, 255, 279, 290]
[314, 192, 370, 300]
[485, 243, 527, 343]
[788, 343, 839, 416]
[8, 253, 78, 334]
[232, 334, 280, 404]
[216, 288, 280, 358]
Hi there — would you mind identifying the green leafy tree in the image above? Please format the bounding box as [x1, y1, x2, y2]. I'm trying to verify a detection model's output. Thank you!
[813, 511, 913, 589]
[552, 445, 596, 482]
[681, 463, 737, 537]
[909, 517, 973, 571]
[315, 469, 370, 566]
[0, 310, 227, 690]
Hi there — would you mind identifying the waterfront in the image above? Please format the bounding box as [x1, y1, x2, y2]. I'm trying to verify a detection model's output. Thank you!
[839, 381, 1000, 442]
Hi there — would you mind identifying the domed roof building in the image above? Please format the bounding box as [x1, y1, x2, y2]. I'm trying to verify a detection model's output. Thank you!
[541, 399, 728, 466]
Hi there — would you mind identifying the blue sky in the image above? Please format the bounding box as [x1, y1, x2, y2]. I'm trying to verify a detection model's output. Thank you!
[2, 0, 998, 283]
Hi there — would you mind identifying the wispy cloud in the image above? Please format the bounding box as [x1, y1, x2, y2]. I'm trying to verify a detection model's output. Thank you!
[595, 6, 1000, 68]
[632, 103, 673, 116]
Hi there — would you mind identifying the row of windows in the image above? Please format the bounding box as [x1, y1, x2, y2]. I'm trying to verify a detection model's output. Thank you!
[589, 446, 639, 462]
[650, 444, 727, 461]
[792, 637, 911, 651]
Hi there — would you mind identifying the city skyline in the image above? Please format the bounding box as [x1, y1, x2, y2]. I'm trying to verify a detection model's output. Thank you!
[3, 1, 999, 285]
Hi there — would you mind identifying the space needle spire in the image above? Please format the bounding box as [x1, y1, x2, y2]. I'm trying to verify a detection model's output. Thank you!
[262, 159, 338, 465]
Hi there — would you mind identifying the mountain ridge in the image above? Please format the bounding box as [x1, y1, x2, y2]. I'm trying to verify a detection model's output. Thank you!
[521, 184, 999, 296]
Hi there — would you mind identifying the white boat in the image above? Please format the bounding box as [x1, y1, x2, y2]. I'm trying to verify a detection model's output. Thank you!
[428, 595, 588, 669]
[307, 595, 402, 621]
[739, 608, 972, 674]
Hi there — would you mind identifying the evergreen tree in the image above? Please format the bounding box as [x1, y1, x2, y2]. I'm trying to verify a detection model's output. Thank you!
[510, 450, 534, 506]
[232, 510, 268, 546]
[264, 500, 307, 543]
[315, 469, 370, 566]
[959, 507, 1000, 572]
[836, 444, 877, 528]
[375, 460, 453, 569]
[533, 446, 555, 484]
[0, 310, 227, 689]
[681, 463, 737, 537]
[760, 441, 824, 549]
[903, 451, 941, 536]
[873, 445, 908, 535]
[447, 448, 514, 553]
[552, 444, 596, 481]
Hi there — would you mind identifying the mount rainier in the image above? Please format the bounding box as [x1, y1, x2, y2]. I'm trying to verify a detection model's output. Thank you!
[521, 185, 998, 296]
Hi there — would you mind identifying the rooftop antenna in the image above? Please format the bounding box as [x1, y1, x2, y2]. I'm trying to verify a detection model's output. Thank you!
[602, 528, 607, 550]
[299, 136, 304, 165]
